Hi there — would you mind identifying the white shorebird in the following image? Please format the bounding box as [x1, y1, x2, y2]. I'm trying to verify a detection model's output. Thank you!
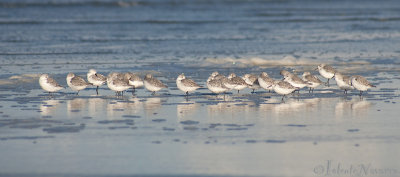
[220, 77, 235, 91]
[258, 72, 275, 93]
[317, 64, 336, 87]
[143, 74, 168, 95]
[302, 72, 322, 93]
[207, 72, 230, 94]
[228, 73, 248, 93]
[176, 73, 201, 96]
[87, 69, 106, 95]
[351, 75, 376, 96]
[243, 74, 260, 93]
[107, 72, 131, 96]
[124, 72, 144, 95]
[66, 73, 91, 95]
[210, 71, 225, 80]
[334, 72, 354, 94]
[280, 70, 292, 78]
[39, 74, 63, 95]
[281, 70, 309, 93]
[269, 80, 298, 101]
[207, 78, 230, 94]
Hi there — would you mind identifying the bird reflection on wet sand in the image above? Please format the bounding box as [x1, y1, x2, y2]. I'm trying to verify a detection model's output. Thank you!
[335, 98, 372, 118]
[177, 101, 199, 119]
[88, 97, 107, 117]
[143, 97, 163, 116]
[40, 99, 61, 116]
[351, 99, 372, 118]
[67, 98, 86, 116]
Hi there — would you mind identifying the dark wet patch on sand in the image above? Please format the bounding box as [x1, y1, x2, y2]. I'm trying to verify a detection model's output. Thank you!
[162, 127, 175, 131]
[97, 119, 134, 124]
[122, 115, 141, 119]
[10, 124, 51, 129]
[108, 126, 130, 130]
[180, 120, 199, 125]
[265, 140, 286, 143]
[117, 100, 135, 103]
[285, 124, 307, 127]
[0, 119, 63, 128]
[112, 109, 124, 111]
[227, 127, 248, 131]
[223, 123, 240, 127]
[209, 123, 222, 128]
[234, 103, 248, 106]
[348, 129, 359, 132]
[152, 119, 166, 122]
[0, 135, 54, 141]
[183, 126, 199, 131]
[162, 102, 194, 106]
[246, 140, 257, 143]
[43, 124, 85, 133]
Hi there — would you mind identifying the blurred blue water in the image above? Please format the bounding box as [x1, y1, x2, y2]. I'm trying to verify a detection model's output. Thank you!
[1, 0, 400, 72]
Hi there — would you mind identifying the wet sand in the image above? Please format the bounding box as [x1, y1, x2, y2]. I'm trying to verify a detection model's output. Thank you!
[0, 64, 399, 177]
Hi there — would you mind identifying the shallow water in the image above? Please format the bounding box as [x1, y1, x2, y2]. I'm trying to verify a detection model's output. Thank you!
[1, 0, 400, 176]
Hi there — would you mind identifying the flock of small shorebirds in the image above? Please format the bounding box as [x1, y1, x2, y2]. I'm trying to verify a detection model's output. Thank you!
[38, 64, 376, 100]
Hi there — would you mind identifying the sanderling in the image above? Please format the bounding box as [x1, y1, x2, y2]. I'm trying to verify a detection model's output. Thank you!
[350, 75, 376, 96]
[281, 71, 309, 93]
[107, 72, 131, 96]
[269, 80, 298, 101]
[66, 73, 91, 95]
[210, 71, 225, 80]
[207, 77, 230, 94]
[302, 72, 322, 93]
[207, 72, 230, 94]
[144, 74, 168, 95]
[258, 72, 275, 93]
[220, 77, 235, 91]
[124, 72, 144, 95]
[333, 72, 354, 94]
[207, 72, 234, 91]
[280, 70, 292, 78]
[87, 69, 106, 95]
[39, 74, 63, 95]
[317, 64, 336, 87]
[228, 73, 248, 93]
[243, 74, 260, 93]
[176, 73, 201, 96]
